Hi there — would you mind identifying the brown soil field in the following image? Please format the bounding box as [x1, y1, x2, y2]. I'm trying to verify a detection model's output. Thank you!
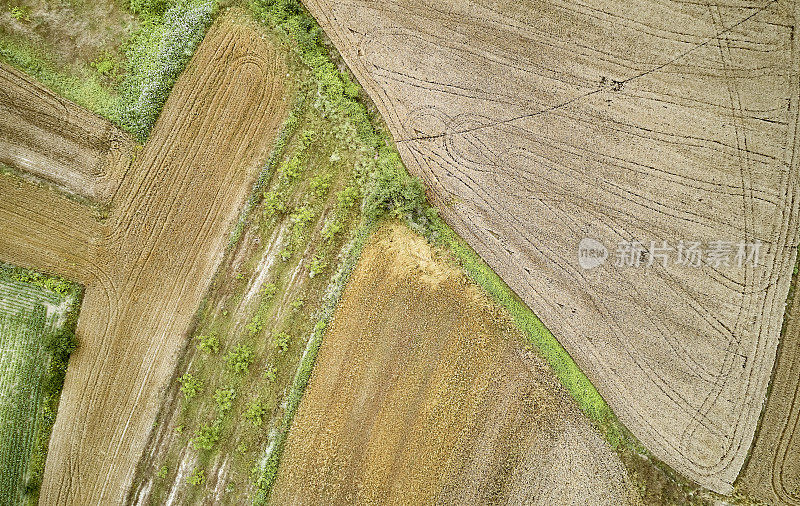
[0, 11, 289, 504]
[738, 260, 800, 504]
[0, 61, 136, 202]
[301, 0, 800, 493]
[0, 172, 102, 284]
[271, 223, 642, 505]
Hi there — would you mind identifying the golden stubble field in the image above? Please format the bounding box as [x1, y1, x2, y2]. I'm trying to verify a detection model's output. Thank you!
[301, 0, 800, 493]
[271, 223, 642, 505]
[0, 12, 289, 504]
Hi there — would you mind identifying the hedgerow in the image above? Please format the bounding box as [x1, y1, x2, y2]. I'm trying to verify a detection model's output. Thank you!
[116, 0, 219, 140]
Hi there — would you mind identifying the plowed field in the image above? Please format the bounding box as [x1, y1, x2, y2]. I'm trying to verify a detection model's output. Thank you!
[0, 62, 135, 202]
[739, 260, 800, 504]
[271, 223, 641, 505]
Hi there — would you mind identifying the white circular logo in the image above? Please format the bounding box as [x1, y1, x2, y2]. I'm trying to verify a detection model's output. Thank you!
[578, 238, 608, 269]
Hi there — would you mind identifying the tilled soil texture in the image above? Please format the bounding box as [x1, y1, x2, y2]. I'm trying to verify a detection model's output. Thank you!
[739, 259, 800, 505]
[301, 0, 800, 493]
[0, 13, 289, 504]
[0, 62, 135, 202]
[271, 223, 642, 505]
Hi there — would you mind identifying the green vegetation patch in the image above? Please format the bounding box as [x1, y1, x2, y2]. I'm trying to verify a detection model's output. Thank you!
[0, 265, 81, 505]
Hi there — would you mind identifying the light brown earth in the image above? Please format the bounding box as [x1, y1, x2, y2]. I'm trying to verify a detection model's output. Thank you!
[302, 0, 800, 493]
[0, 61, 136, 201]
[0, 12, 288, 504]
[271, 223, 642, 505]
[739, 261, 800, 504]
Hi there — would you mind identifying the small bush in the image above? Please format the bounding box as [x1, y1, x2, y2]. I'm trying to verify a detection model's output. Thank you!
[244, 399, 269, 426]
[260, 283, 277, 299]
[192, 419, 222, 450]
[187, 467, 205, 486]
[272, 332, 291, 353]
[178, 373, 202, 401]
[225, 344, 254, 374]
[90, 51, 119, 80]
[309, 173, 332, 198]
[336, 186, 360, 212]
[10, 6, 30, 22]
[264, 365, 278, 382]
[309, 256, 326, 277]
[290, 297, 305, 311]
[263, 190, 286, 217]
[214, 387, 236, 413]
[157, 465, 169, 479]
[196, 333, 219, 354]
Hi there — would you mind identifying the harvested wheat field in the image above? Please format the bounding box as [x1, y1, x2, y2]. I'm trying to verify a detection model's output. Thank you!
[738, 260, 800, 504]
[0, 62, 135, 202]
[0, 173, 102, 285]
[0, 11, 289, 504]
[271, 223, 641, 505]
[301, 0, 800, 492]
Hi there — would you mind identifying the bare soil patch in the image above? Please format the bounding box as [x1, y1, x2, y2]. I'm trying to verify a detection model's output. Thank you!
[0, 61, 135, 202]
[301, 0, 800, 492]
[271, 223, 641, 505]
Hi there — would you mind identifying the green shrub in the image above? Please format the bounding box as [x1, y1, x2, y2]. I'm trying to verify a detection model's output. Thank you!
[263, 190, 286, 217]
[213, 387, 236, 413]
[196, 333, 219, 354]
[264, 365, 278, 382]
[187, 467, 205, 485]
[290, 297, 305, 311]
[178, 372, 202, 401]
[225, 344, 254, 374]
[90, 51, 119, 80]
[10, 6, 31, 22]
[192, 419, 222, 450]
[271, 332, 291, 353]
[129, 0, 172, 16]
[157, 465, 169, 479]
[260, 283, 277, 299]
[244, 399, 269, 426]
[309, 256, 326, 277]
[309, 173, 332, 198]
[336, 186, 360, 212]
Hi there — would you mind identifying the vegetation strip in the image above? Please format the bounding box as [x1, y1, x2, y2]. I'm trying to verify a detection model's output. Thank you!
[0, 265, 81, 505]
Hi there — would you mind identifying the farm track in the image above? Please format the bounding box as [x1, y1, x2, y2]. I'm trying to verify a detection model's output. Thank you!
[301, 0, 800, 492]
[739, 262, 800, 504]
[0, 62, 136, 202]
[0, 13, 288, 504]
[272, 223, 641, 505]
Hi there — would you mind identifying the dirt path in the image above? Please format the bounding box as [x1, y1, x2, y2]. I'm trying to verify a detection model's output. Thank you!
[0, 62, 135, 202]
[0, 12, 288, 504]
[301, 0, 800, 492]
[271, 223, 641, 505]
[739, 262, 800, 504]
